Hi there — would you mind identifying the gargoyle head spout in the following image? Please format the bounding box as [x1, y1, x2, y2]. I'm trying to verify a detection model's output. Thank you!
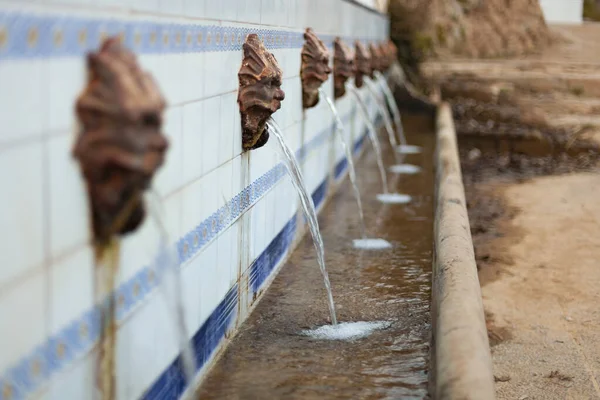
[73, 36, 168, 243]
[386, 40, 398, 69]
[238, 33, 285, 150]
[378, 42, 391, 71]
[301, 28, 332, 109]
[369, 43, 384, 74]
[354, 41, 372, 88]
[333, 38, 355, 99]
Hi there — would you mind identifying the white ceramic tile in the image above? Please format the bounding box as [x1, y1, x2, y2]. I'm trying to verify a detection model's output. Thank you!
[236, 0, 262, 24]
[202, 97, 221, 174]
[182, 52, 205, 104]
[232, 96, 243, 158]
[154, 106, 184, 197]
[180, 167, 217, 236]
[218, 93, 236, 167]
[260, 0, 275, 25]
[0, 270, 46, 372]
[119, 295, 178, 400]
[120, 193, 180, 286]
[203, 32, 223, 98]
[46, 58, 85, 134]
[49, 246, 94, 335]
[198, 240, 218, 322]
[181, 101, 204, 184]
[48, 134, 90, 259]
[205, 0, 224, 19]
[159, 54, 184, 106]
[0, 143, 45, 286]
[159, 0, 184, 14]
[183, 0, 205, 17]
[0, 60, 45, 143]
[249, 198, 267, 262]
[45, 352, 95, 400]
[181, 252, 203, 335]
[216, 227, 233, 298]
[231, 155, 243, 200]
[220, 51, 240, 94]
[221, 0, 239, 21]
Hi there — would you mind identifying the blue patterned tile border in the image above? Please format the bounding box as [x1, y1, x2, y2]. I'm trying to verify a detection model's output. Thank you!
[142, 284, 238, 400]
[0, 10, 386, 61]
[0, 101, 380, 400]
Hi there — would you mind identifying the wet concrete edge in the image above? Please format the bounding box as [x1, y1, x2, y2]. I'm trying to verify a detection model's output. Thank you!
[430, 103, 496, 400]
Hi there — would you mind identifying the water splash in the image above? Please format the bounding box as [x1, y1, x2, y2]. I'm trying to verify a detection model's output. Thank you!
[352, 238, 393, 250]
[376, 193, 412, 204]
[319, 87, 367, 239]
[365, 79, 401, 163]
[302, 321, 391, 341]
[397, 144, 422, 154]
[267, 119, 338, 326]
[389, 164, 421, 174]
[349, 86, 389, 194]
[146, 193, 198, 384]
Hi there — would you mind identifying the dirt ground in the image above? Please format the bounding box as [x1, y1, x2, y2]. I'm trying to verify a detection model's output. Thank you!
[426, 23, 600, 399]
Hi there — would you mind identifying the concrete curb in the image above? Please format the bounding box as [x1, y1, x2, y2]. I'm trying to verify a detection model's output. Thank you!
[431, 103, 496, 400]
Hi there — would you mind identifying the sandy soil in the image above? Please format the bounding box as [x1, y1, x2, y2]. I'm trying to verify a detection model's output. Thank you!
[425, 22, 600, 399]
[483, 174, 600, 399]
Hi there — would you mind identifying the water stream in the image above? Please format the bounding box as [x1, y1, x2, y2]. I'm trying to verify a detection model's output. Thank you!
[197, 114, 434, 399]
[319, 88, 392, 249]
[374, 71, 422, 155]
[146, 194, 198, 386]
[267, 120, 338, 326]
[349, 86, 389, 195]
[365, 79, 401, 163]
[319, 88, 367, 239]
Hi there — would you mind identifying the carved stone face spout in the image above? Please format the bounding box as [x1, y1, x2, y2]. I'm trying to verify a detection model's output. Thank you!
[238, 34, 285, 150]
[369, 43, 384, 74]
[354, 41, 372, 88]
[378, 43, 391, 71]
[386, 40, 398, 69]
[73, 36, 168, 243]
[333, 38, 355, 99]
[300, 28, 331, 109]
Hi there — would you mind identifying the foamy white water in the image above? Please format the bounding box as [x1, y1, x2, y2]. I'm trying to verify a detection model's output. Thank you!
[377, 193, 412, 204]
[397, 144, 422, 154]
[353, 238, 392, 250]
[389, 164, 421, 174]
[302, 321, 391, 341]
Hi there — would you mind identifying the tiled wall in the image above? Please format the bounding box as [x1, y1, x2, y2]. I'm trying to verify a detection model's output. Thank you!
[539, 0, 583, 24]
[0, 1, 389, 399]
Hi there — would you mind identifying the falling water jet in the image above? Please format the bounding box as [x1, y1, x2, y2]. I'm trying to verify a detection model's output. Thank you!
[146, 193, 198, 385]
[365, 78, 401, 163]
[267, 120, 338, 325]
[318, 88, 392, 250]
[319, 88, 366, 238]
[374, 71, 423, 155]
[349, 86, 412, 205]
[349, 86, 388, 194]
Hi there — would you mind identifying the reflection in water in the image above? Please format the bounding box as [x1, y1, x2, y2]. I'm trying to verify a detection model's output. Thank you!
[268, 119, 338, 326]
[197, 115, 434, 400]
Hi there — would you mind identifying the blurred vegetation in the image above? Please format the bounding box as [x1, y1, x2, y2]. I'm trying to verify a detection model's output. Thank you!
[584, 0, 600, 21]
